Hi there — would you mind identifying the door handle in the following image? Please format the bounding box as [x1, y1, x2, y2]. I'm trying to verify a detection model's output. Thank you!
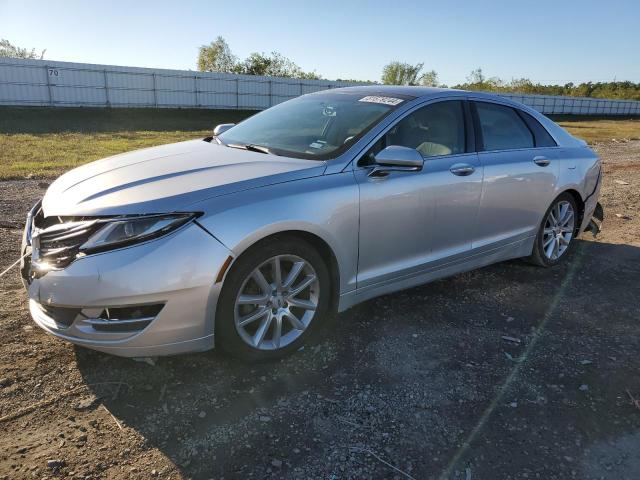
[449, 163, 475, 176]
[533, 156, 550, 167]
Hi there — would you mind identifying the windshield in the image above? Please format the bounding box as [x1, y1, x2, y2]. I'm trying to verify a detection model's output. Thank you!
[218, 92, 410, 160]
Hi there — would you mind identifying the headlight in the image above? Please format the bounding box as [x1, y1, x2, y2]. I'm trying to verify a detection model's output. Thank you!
[80, 213, 198, 253]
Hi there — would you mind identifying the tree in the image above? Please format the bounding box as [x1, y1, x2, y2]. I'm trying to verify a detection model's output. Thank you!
[381, 61, 424, 85]
[234, 51, 320, 79]
[197, 37, 321, 79]
[197, 36, 237, 73]
[420, 70, 440, 87]
[337, 78, 377, 84]
[466, 67, 485, 84]
[0, 39, 45, 59]
[451, 68, 640, 100]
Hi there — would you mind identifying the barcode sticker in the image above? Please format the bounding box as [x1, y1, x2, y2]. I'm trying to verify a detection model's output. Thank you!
[358, 96, 404, 106]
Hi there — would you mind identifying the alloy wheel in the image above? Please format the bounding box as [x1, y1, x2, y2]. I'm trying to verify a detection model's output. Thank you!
[542, 200, 575, 260]
[234, 255, 320, 350]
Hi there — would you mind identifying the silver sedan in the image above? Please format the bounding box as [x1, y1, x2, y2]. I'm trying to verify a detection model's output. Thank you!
[21, 86, 603, 360]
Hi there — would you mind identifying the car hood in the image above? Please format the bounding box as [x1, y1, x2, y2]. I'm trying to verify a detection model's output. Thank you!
[41, 139, 326, 216]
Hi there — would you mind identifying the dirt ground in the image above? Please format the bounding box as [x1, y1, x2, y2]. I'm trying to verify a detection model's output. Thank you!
[1, 142, 640, 480]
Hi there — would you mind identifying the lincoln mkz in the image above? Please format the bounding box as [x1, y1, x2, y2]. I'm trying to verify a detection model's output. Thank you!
[21, 86, 603, 360]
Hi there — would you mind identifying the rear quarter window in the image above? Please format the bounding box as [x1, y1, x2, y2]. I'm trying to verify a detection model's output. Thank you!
[517, 110, 558, 147]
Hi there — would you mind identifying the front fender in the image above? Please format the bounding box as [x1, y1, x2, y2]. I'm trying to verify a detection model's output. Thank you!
[191, 172, 360, 295]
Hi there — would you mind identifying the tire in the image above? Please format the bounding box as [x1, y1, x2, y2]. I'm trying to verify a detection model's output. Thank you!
[216, 236, 331, 361]
[527, 192, 579, 267]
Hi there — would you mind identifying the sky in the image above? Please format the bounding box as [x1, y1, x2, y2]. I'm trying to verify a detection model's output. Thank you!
[1, 0, 639, 86]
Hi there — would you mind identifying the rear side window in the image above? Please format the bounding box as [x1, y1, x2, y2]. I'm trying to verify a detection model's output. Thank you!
[517, 110, 557, 147]
[475, 102, 534, 151]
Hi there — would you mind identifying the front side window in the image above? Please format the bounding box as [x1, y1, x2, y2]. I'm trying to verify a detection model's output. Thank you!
[384, 100, 466, 157]
[218, 92, 410, 160]
[475, 102, 534, 151]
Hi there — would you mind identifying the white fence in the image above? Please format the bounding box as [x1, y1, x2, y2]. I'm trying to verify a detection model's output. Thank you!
[0, 58, 359, 110]
[1, 58, 639, 115]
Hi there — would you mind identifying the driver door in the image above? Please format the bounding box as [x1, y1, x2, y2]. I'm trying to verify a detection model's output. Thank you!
[354, 99, 482, 292]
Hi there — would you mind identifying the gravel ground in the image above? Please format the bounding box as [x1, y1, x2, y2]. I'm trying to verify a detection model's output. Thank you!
[1, 141, 640, 480]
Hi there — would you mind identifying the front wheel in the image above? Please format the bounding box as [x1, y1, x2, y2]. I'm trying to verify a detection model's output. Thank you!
[216, 237, 331, 361]
[528, 193, 578, 267]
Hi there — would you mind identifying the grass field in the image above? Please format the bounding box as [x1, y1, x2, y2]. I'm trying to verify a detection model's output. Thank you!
[1, 107, 639, 180]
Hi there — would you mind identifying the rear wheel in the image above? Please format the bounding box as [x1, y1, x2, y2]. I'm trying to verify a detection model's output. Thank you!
[216, 237, 331, 361]
[528, 193, 578, 267]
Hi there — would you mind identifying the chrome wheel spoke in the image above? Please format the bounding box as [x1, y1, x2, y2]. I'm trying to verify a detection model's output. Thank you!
[238, 294, 269, 306]
[553, 237, 560, 259]
[286, 296, 316, 310]
[290, 275, 316, 297]
[238, 307, 269, 327]
[545, 238, 556, 258]
[272, 256, 282, 289]
[252, 268, 271, 294]
[285, 310, 305, 330]
[272, 315, 282, 348]
[283, 261, 305, 289]
[558, 203, 568, 224]
[560, 210, 574, 227]
[252, 315, 272, 347]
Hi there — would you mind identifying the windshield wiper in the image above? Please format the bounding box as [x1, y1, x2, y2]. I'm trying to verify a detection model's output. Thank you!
[226, 143, 274, 155]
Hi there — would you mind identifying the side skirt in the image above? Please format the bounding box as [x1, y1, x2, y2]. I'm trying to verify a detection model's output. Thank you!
[337, 236, 533, 312]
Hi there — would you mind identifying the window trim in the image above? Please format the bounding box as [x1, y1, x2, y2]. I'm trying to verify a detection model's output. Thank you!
[356, 97, 472, 167]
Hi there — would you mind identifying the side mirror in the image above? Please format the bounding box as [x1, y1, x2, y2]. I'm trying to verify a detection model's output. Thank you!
[373, 146, 424, 170]
[213, 123, 235, 136]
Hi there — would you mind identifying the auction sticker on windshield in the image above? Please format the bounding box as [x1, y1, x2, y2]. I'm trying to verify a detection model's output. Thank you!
[358, 95, 404, 106]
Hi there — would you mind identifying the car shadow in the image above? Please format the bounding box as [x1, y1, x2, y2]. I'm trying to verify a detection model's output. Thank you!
[75, 239, 640, 479]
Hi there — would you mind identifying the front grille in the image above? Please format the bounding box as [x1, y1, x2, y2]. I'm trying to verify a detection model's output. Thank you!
[36, 221, 101, 269]
[32, 214, 103, 270]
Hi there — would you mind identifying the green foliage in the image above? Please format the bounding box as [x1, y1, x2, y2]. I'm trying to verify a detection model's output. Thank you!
[0, 39, 45, 59]
[381, 61, 424, 85]
[420, 70, 440, 87]
[197, 36, 321, 79]
[336, 78, 377, 84]
[234, 51, 320, 79]
[455, 68, 640, 101]
[197, 36, 237, 73]
[381, 62, 443, 87]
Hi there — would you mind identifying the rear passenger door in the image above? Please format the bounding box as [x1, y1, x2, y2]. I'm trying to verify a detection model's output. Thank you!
[471, 100, 559, 251]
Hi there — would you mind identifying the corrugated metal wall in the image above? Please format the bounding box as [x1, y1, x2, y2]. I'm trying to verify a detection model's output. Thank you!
[1, 58, 639, 115]
[0, 58, 359, 110]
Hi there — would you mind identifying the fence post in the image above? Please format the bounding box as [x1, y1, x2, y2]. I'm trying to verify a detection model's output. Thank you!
[236, 78, 240, 109]
[152, 73, 158, 107]
[103, 69, 110, 107]
[299, 81, 303, 96]
[194, 74, 198, 107]
[268, 79, 272, 107]
[44, 65, 53, 106]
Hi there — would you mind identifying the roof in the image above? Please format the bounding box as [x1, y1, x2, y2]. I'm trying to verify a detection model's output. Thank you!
[323, 85, 506, 102]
